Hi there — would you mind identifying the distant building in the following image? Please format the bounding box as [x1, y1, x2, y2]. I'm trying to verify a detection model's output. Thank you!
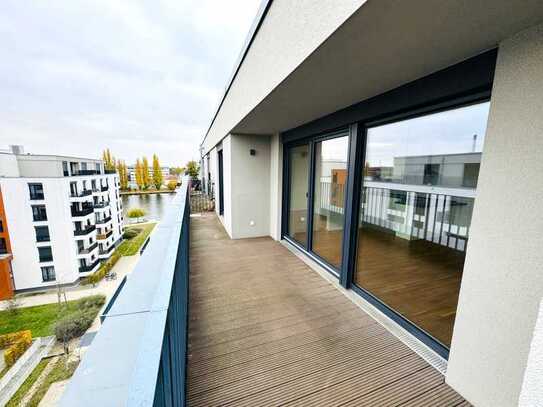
[0, 145, 124, 294]
[127, 165, 172, 189]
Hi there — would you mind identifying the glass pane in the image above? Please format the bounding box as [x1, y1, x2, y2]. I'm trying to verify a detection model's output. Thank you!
[312, 135, 349, 268]
[287, 144, 310, 247]
[354, 102, 490, 347]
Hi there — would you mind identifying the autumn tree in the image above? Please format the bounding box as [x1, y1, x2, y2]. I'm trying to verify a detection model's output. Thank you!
[102, 149, 116, 171]
[152, 154, 163, 190]
[135, 159, 144, 190]
[117, 160, 129, 190]
[142, 157, 151, 189]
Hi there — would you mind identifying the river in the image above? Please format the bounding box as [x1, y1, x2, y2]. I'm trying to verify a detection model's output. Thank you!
[121, 193, 177, 223]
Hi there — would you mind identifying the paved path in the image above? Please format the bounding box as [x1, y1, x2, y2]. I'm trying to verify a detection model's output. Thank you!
[0, 255, 140, 310]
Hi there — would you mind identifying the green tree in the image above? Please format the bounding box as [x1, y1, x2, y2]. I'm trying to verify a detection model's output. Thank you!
[142, 157, 151, 189]
[170, 166, 184, 176]
[185, 160, 200, 178]
[152, 154, 163, 190]
[135, 159, 144, 190]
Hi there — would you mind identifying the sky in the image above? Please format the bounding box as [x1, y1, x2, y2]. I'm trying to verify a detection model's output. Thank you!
[0, 0, 262, 167]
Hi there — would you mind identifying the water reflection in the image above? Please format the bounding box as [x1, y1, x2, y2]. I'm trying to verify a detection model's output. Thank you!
[121, 193, 176, 222]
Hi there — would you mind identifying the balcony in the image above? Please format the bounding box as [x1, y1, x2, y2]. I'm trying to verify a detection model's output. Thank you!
[96, 215, 112, 225]
[105, 169, 116, 174]
[96, 230, 112, 240]
[73, 170, 99, 176]
[100, 185, 109, 192]
[60, 180, 466, 406]
[74, 225, 96, 236]
[71, 206, 94, 217]
[70, 189, 92, 198]
[93, 201, 109, 209]
[78, 242, 98, 255]
[98, 245, 115, 256]
[79, 258, 100, 273]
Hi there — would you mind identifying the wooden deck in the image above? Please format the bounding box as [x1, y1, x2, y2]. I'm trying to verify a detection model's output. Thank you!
[187, 214, 468, 406]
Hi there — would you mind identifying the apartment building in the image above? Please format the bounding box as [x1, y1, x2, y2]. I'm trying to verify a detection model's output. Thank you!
[197, 2, 543, 406]
[127, 165, 172, 189]
[0, 146, 124, 294]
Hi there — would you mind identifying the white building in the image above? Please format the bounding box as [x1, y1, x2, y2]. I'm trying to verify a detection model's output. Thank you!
[127, 165, 172, 189]
[0, 146, 124, 292]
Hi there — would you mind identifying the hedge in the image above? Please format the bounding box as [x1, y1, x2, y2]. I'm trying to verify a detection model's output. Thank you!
[54, 310, 95, 342]
[2, 330, 32, 367]
[82, 251, 121, 285]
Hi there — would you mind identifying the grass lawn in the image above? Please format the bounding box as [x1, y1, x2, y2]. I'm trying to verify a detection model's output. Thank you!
[0, 295, 105, 338]
[27, 357, 79, 407]
[5, 358, 50, 407]
[116, 223, 156, 256]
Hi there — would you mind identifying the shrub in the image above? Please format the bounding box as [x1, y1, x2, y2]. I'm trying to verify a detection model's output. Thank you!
[123, 228, 140, 240]
[127, 208, 145, 220]
[82, 251, 121, 285]
[76, 295, 105, 310]
[54, 310, 95, 341]
[167, 180, 177, 191]
[2, 330, 32, 367]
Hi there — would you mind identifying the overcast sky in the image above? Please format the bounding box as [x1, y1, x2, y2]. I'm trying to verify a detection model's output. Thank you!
[0, 0, 261, 166]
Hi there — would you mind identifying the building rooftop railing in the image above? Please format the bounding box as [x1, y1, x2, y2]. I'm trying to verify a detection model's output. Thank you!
[61, 178, 190, 406]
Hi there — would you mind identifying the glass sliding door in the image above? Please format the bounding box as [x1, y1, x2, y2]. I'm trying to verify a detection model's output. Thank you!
[354, 102, 490, 347]
[311, 135, 349, 269]
[287, 144, 310, 247]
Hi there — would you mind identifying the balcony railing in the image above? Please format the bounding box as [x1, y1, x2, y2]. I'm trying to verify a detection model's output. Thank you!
[74, 225, 96, 236]
[61, 179, 190, 406]
[78, 258, 100, 273]
[105, 169, 117, 174]
[78, 242, 98, 255]
[71, 206, 94, 217]
[73, 170, 99, 176]
[96, 230, 112, 240]
[99, 244, 115, 255]
[93, 201, 109, 209]
[70, 189, 93, 198]
[100, 185, 108, 192]
[96, 216, 112, 224]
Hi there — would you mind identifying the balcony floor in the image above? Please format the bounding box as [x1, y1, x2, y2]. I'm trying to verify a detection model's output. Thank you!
[187, 214, 469, 406]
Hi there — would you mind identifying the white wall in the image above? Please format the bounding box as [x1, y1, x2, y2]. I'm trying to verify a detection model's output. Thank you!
[229, 134, 271, 239]
[447, 22, 543, 407]
[214, 138, 233, 237]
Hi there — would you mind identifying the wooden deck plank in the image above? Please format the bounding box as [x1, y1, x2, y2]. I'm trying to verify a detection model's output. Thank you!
[187, 214, 468, 406]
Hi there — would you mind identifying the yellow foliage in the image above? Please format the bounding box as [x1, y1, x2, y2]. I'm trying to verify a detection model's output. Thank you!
[1, 330, 32, 367]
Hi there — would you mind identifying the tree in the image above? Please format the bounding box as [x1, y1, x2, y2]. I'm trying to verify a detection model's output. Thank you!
[170, 166, 184, 176]
[185, 160, 200, 178]
[135, 159, 144, 190]
[127, 207, 146, 223]
[152, 154, 163, 190]
[102, 149, 115, 171]
[142, 157, 151, 189]
[166, 180, 177, 191]
[117, 160, 129, 190]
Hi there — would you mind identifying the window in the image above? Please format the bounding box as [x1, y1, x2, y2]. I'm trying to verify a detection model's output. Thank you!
[0, 219, 3, 232]
[286, 144, 310, 247]
[96, 163, 101, 173]
[62, 161, 69, 176]
[32, 205, 47, 221]
[41, 266, 56, 282]
[38, 246, 53, 262]
[311, 136, 349, 268]
[35, 226, 50, 242]
[0, 238, 7, 254]
[28, 183, 44, 200]
[354, 101, 490, 348]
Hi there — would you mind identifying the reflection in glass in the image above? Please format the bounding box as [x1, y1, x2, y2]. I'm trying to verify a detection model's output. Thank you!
[287, 144, 310, 247]
[354, 102, 490, 347]
[312, 136, 349, 268]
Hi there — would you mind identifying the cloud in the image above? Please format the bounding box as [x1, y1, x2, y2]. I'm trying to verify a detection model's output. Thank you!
[0, 0, 261, 165]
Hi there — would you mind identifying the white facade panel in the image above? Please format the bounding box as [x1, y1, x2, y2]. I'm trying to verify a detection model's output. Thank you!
[446, 22, 543, 407]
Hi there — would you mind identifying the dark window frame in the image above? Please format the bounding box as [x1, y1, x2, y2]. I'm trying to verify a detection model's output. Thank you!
[28, 183, 44, 200]
[38, 246, 53, 263]
[31, 205, 47, 222]
[35, 225, 50, 242]
[41, 266, 56, 282]
[281, 50, 496, 359]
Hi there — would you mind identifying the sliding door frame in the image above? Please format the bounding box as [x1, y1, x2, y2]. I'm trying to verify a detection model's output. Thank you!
[280, 49, 498, 359]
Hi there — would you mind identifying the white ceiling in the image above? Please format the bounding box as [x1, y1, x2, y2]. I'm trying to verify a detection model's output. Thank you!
[231, 0, 543, 135]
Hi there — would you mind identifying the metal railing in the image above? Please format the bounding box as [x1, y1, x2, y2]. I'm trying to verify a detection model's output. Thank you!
[96, 215, 112, 224]
[70, 189, 93, 198]
[74, 225, 96, 236]
[61, 178, 191, 407]
[78, 258, 100, 273]
[190, 184, 214, 213]
[71, 206, 94, 217]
